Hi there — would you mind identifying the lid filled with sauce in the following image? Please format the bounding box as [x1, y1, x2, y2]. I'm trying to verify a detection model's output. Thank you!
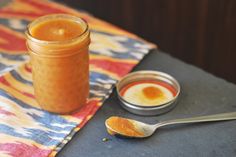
[116, 71, 180, 116]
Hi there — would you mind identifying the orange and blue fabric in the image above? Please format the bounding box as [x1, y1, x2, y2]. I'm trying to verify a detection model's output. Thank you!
[0, 0, 156, 156]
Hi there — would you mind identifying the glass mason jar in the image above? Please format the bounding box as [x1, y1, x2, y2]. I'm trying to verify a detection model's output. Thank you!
[25, 14, 90, 114]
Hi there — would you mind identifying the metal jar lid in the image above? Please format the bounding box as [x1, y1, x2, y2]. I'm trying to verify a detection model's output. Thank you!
[116, 70, 180, 116]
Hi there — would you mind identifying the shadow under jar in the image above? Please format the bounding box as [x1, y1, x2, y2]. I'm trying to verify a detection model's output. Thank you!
[25, 14, 90, 114]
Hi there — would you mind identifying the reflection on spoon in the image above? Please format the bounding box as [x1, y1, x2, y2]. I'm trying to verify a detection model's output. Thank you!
[105, 112, 236, 138]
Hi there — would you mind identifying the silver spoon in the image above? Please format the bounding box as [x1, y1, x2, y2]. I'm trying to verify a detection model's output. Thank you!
[105, 112, 236, 138]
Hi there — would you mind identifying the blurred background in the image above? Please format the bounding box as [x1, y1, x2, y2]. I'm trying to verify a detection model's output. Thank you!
[57, 0, 236, 84]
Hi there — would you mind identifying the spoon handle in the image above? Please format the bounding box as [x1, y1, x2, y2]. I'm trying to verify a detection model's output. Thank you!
[156, 111, 236, 128]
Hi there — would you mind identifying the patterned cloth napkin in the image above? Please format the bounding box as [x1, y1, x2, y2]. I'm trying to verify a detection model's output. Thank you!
[0, 0, 156, 156]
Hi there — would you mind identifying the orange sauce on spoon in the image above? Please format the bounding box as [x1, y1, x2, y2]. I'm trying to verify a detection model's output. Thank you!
[106, 116, 144, 137]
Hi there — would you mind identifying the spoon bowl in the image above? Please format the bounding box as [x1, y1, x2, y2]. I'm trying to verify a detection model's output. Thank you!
[105, 117, 154, 138]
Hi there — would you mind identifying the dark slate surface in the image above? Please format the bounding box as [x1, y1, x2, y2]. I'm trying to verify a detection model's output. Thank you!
[58, 50, 236, 157]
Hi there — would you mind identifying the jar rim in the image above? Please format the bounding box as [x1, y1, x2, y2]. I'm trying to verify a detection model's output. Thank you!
[25, 14, 89, 45]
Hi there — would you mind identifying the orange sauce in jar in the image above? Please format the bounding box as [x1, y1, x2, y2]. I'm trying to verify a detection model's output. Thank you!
[30, 19, 84, 41]
[26, 14, 90, 114]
